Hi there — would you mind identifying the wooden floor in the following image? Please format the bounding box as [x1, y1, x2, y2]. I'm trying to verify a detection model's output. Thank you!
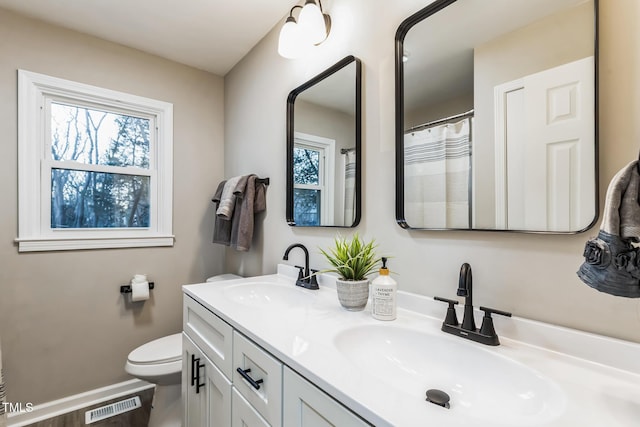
[25, 388, 154, 427]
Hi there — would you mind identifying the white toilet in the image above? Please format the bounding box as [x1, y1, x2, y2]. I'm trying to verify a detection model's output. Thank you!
[125, 333, 182, 427]
[125, 274, 241, 427]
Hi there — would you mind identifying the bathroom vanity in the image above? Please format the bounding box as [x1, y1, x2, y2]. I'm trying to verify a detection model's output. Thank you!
[182, 271, 367, 426]
[182, 265, 640, 426]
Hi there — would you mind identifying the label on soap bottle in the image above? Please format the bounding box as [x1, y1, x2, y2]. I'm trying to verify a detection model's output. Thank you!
[371, 279, 397, 321]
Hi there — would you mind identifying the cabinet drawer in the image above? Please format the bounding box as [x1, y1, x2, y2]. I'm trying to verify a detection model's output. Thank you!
[283, 367, 371, 427]
[232, 388, 270, 427]
[233, 331, 282, 427]
[183, 295, 234, 379]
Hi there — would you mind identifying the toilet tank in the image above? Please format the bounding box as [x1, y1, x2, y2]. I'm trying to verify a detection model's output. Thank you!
[206, 274, 242, 282]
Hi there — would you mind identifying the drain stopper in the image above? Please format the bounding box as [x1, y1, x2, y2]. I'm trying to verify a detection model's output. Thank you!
[426, 389, 450, 409]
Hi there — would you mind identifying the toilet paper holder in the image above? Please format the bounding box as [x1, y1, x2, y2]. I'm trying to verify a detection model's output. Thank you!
[120, 282, 155, 294]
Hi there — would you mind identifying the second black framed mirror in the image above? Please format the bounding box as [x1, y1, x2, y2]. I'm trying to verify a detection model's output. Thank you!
[286, 55, 362, 227]
[395, 0, 598, 233]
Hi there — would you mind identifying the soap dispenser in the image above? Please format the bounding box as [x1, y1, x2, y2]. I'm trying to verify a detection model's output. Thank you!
[371, 257, 397, 321]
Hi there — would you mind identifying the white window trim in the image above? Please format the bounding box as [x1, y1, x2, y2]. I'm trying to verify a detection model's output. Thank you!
[16, 70, 174, 252]
[294, 132, 335, 225]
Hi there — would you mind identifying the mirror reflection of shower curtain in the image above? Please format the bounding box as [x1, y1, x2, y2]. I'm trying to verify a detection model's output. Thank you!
[404, 118, 471, 228]
[343, 149, 356, 225]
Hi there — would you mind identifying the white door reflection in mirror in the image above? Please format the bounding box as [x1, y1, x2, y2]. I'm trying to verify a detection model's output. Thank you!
[495, 57, 595, 231]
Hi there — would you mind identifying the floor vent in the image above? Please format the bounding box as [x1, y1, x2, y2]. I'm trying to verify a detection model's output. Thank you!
[85, 395, 141, 424]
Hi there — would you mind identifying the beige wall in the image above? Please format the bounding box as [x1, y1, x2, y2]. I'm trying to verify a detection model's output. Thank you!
[0, 9, 226, 403]
[224, 0, 640, 344]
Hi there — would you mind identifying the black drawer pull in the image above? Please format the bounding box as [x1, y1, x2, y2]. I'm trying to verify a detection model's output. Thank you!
[196, 360, 205, 394]
[236, 367, 264, 390]
[191, 355, 199, 386]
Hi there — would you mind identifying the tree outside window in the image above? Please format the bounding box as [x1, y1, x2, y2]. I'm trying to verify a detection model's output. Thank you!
[293, 145, 322, 226]
[50, 103, 151, 229]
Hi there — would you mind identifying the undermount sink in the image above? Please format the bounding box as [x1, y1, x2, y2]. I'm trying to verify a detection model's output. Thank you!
[223, 281, 317, 308]
[334, 325, 566, 426]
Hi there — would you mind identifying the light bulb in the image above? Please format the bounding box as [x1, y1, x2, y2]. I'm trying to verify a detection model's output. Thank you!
[298, 0, 327, 45]
[278, 17, 304, 59]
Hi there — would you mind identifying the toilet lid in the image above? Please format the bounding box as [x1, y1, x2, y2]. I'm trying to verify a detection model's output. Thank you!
[128, 333, 182, 365]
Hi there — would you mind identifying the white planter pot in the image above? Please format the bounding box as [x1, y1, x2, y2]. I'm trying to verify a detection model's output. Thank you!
[335, 278, 369, 311]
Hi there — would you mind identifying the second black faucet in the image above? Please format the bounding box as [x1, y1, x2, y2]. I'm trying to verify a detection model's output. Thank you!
[435, 263, 512, 346]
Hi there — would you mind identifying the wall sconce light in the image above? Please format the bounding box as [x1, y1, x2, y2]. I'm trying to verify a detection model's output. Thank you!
[278, 0, 331, 59]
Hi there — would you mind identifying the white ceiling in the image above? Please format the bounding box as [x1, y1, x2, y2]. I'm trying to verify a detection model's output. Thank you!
[0, 0, 297, 76]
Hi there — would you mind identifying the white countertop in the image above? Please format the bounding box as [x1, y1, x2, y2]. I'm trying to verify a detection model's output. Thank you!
[183, 265, 640, 427]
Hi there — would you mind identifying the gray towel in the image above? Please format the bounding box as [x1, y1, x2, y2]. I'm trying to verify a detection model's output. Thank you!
[212, 176, 267, 250]
[230, 175, 267, 251]
[602, 160, 640, 240]
[577, 160, 640, 297]
[212, 180, 232, 245]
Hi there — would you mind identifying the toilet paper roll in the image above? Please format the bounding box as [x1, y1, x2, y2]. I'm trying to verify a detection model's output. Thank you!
[131, 280, 150, 302]
[132, 274, 147, 284]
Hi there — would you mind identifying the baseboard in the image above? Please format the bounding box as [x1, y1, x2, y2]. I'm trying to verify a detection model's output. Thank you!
[7, 379, 154, 427]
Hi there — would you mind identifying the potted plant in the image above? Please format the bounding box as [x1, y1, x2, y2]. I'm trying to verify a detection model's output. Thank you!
[319, 234, 380, 311]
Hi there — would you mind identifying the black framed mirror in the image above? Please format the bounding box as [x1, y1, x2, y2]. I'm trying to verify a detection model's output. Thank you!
[287, 55, 362, 227]
[395, 0, 598, 233]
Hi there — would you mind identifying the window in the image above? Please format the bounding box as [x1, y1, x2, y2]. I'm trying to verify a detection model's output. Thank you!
[17, 70, 174, 252]
[293, 132, 334, 226]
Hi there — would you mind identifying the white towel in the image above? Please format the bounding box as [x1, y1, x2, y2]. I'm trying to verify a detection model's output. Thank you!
[0, 340, 6, 427]
[215, 175, 243, 220]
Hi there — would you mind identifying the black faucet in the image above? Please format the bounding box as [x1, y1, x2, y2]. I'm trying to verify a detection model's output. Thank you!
[282, 243, 319, 290]
[434, 263, 512, 346]
[457, 262, 476, 331]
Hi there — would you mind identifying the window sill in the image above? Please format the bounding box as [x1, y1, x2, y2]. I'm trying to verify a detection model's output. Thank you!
[15, 235, 175, 252]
